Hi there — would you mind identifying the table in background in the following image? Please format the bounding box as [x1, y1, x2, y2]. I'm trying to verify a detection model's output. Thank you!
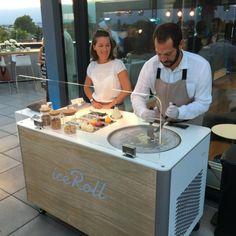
[211, 124, 236, 142]
[0, 49, 40, 86]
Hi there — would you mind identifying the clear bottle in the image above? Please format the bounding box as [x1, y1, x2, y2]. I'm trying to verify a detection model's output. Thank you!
[62, 108, 76, 134]
[40, 105, 51, 126]
[49, 110, 61, 130]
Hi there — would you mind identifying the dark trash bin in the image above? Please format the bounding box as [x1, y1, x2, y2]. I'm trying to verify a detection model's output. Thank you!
[214, 144, 236, 236]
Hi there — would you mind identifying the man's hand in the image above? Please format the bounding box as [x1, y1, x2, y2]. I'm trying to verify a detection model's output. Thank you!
[141, 108, 159, 122]
[165, 103, 179, 119]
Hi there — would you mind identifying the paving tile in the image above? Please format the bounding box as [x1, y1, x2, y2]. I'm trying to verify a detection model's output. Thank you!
[0, 165, 25, 194]
[0, 97, 23, 108]
[0, 130, 10, 138]
[0, 115, 15, 127]
[0, 100, 40, 111]
[9, 214, 82, 236]
[0, 123, 18, 134]
[0, 154, 20, 173]
[0, 104, 7, 109]
[0, 105, 18, 117]
[0, 135, 19, 152]
[13, 188, 38, 210]
[4, 146, 22, 162]
[0, 189, 9, 201]
[5, 113, 16, 119]
[0, 196, 38, 236]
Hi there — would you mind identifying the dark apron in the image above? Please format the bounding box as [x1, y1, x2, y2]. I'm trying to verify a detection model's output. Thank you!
[155, 68, 203, 125]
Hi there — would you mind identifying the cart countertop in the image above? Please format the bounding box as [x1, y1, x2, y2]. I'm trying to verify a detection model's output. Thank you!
[17, 106, 211, 171]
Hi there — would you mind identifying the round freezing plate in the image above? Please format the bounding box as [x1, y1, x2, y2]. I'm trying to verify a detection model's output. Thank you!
[107, 125, 181, 153]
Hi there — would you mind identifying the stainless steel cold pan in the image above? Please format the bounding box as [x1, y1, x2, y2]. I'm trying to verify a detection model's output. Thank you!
[107, 125, 181, 153]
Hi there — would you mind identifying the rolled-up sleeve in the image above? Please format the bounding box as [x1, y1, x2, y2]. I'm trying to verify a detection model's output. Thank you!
[131, 59, 156, 117]
[178, 58, 212, 119]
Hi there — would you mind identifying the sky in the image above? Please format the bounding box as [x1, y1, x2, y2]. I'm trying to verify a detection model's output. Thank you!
[0, 0, 41, 24]
[0, 0, 40, 9]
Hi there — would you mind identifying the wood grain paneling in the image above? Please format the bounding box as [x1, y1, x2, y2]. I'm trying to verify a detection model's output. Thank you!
[19, 126, 156, 236]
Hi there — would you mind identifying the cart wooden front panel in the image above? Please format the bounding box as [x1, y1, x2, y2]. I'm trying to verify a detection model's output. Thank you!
[18, 126, 157, 236]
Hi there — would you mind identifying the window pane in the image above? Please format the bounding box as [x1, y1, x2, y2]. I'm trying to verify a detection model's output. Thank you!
[87, 0, 236, 161]
[61, 0, 79, 100]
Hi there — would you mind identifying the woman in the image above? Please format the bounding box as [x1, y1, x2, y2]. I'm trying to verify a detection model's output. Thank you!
[84, 29, 131, 109]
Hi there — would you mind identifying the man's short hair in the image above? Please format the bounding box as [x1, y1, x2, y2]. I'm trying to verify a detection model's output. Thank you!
[153, 23, 182, 48]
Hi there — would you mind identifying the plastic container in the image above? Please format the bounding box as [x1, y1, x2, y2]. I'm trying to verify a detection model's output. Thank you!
[40, 105, 51, 126]
[49, 110, 61, 130]
[111, 106, 122, 119]
[62, 108, 77, 134]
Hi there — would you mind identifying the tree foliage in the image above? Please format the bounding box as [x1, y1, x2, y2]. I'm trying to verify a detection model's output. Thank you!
[35, 26, 43, 41]
[10, 29, 28, 42]
[14, 15, 37, 34]
[0, 26, 10, 42]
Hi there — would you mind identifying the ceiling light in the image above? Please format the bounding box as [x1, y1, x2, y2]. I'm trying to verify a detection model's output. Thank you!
[177, 9, 182, 17]
[165, 10, 171, 17]
[138, 10, 144, 16]
[104, 17, 110, 21]
[138, 29, 143, 34]
[189, 9, 195, 17]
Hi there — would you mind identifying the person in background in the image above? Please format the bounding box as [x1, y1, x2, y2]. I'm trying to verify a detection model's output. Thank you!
[123, 26, 137, 55]
[187, 20, 208, 53]
[131, 22, 212, 125]
[84, 29, 132, 109]
[209, 18, 224, 43]
[38, 37, 49, 101]
[63, 29, 77, 100]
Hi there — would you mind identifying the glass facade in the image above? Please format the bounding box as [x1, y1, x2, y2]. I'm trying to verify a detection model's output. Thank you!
[87, 1, 236, 74]
[86, 1, 236, 115]
[61, 0, 79, 100]
[41, 1, 236, 161]
[81, 0, 236, 160]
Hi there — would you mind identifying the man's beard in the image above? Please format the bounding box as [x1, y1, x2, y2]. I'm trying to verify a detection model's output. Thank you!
[162, 48, 180, 68]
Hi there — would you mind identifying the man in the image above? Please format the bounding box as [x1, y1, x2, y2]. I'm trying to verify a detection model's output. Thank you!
[131, 22, 212, 124]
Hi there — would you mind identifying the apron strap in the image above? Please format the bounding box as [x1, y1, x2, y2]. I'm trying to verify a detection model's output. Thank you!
[182, 69, 187, 80]
[156, 68, 161, 79]
[156, 67, 187, 80]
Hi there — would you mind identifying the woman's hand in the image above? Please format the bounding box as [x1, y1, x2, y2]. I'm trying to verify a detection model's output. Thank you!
[92, 100, 103, 109]
[102, 98, 117, 109]
[102, 102, 114, 109]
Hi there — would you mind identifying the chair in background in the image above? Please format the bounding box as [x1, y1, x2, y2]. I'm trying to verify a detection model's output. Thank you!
[0, 56, 12, 93]
[13, 54, 34, 92]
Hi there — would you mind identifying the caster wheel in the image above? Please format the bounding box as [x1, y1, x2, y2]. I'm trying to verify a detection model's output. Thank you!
[38, 208, 46, 214]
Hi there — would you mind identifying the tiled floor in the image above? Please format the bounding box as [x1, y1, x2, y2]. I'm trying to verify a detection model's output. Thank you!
[0, 82, 217, 236]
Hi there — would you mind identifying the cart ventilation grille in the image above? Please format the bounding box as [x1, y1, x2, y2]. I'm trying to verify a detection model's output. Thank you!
[175, 170, 203, 236]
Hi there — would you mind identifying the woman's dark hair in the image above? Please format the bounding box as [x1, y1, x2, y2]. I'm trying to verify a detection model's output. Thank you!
[153, 23, 182, 49]
[90, 29, 116, 61]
